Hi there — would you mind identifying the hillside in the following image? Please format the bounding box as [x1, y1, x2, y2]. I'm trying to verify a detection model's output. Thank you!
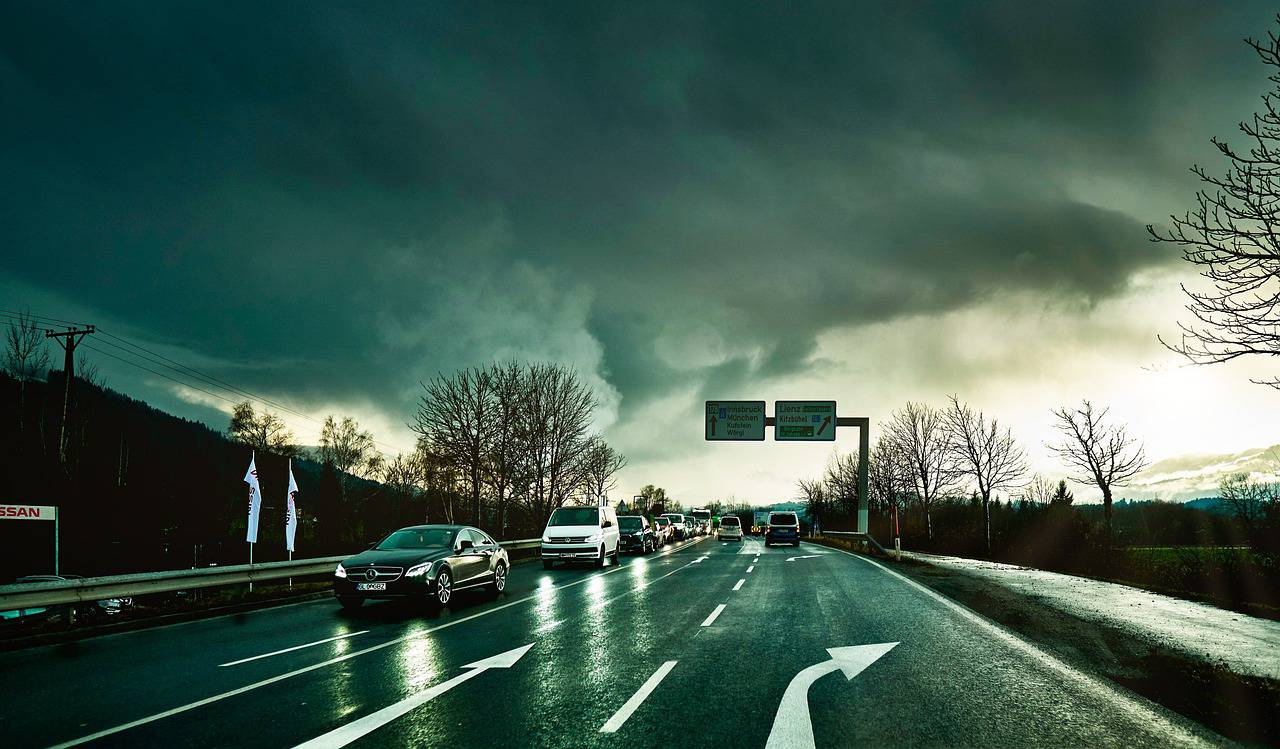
[0, 372, 389, 581]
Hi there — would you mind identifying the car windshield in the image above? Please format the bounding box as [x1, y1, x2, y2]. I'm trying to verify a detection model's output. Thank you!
[618, 517, 642, 530]
[548, 507, 600, 526]
[376, 528, 454, 550]
[664, 514, 684, 522]
[656, 518, 669, 527]
[721, 517, 740, 527]
[770, 513, 798, 526]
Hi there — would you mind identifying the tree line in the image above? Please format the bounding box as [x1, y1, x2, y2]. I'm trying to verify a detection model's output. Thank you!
[224, 361, 627, 543]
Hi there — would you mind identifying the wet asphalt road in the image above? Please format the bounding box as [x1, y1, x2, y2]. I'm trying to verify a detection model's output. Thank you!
[0, 536, 1231, 748]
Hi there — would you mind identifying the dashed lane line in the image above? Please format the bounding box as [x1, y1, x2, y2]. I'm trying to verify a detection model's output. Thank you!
[598, 661, 679, 733]
[732, 579, 745, 591]
[218, 631, 369, 667]
[50, 537, 710, 748]
[700, 604, 727, 627]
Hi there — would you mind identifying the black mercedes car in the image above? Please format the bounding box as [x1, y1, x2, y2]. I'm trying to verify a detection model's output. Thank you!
[617, 515, 656, 554]
[334, 524, 509, 610]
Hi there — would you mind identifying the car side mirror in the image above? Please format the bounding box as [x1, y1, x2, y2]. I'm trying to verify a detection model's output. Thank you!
[458, 539, 474, 551]
[367, 542, 377, 550]
[602, 520, 612, 528]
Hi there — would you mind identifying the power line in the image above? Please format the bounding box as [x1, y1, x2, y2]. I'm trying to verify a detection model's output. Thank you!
[3, 307, 407, 453]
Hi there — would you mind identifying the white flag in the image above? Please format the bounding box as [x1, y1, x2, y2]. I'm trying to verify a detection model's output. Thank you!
[285, 459, 299, 553]
[244, 452, 263, 544]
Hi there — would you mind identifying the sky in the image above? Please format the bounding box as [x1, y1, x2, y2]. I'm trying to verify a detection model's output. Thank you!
[3, 1, 1280, 504]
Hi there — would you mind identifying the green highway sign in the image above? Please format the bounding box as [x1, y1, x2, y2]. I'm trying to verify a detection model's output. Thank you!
[705, 400, 766, 441]
[774, 400, 836, 441]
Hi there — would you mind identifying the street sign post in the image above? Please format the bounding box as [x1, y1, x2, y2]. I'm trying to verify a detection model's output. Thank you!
[704, 401, 766, 441]
[704, 400, 870, 534]
[774, 401, 836, 441]
[0, 504, 59, 575]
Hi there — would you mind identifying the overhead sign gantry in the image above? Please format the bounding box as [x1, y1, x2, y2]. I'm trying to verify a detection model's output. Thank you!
[704, 400, 870, 534]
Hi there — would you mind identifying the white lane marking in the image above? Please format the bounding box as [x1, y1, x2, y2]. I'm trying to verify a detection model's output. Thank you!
[747, 565, 755, 573]
[700, 604, 727, 627]
[733, 579, 745, 591]
[219, 631, 369, 667]
[293, 643, 534, 749]
[691, 555, 709, 564]
[49, 544, 710, 749]
[812, 543, 1216, 747]
[785, 555, 822, 562]
[598, 660, 679, 733]
[765, 643, 898, 749]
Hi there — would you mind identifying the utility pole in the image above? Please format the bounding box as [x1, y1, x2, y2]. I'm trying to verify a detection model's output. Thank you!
[45, 325, 95, 468]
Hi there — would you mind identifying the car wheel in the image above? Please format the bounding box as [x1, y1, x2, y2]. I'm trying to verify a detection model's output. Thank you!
[338, 596, 363, 611]
[611, 543, 620, 561]
[543, 559, 554, 570]
[491, 562, 507, 594]
[595, 547, 606, 568]
[435, 569, 453, 606]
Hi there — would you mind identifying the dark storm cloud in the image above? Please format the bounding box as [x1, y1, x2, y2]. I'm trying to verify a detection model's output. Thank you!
[0, 0, 1273, 442]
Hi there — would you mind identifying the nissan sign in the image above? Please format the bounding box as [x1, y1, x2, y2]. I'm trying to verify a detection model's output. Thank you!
[0, 504, 57, 520]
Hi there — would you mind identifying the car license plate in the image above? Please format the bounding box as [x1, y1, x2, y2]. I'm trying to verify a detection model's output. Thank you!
[356, 582, 386, 591]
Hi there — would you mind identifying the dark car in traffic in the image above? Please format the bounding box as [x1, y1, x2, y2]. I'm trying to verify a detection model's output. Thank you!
[764, 511, 801, 546]
[334, 525, 508, 610]
[617, 515, 656, 554]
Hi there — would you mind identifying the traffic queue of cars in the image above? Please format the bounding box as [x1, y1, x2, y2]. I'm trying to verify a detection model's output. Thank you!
[331, 509, 735, 611]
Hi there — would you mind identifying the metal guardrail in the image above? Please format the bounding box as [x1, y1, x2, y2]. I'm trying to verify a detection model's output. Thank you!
[820, 531, 889, 556]
[0, 538, 542, 611]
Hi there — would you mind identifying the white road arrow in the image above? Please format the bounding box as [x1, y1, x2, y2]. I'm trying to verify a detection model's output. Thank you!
[785, 555, 823, 562]
[691, 555, 710, 564]
[764, 643, 897, 749]
[292, 643, 534, 749]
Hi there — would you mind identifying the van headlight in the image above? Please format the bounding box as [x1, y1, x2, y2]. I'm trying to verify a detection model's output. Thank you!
[542, 534, 551, 543]
[334, 564, 347, 579]
[405, 562, 432, 578]
[585, 532, 602, 543]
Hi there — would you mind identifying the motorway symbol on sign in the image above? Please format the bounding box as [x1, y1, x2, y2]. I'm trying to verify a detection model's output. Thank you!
[774, 401, 836, 441]
[765, 642, 898, 749]
[292, 643, 534, 749]
[705, 400, 766, 441]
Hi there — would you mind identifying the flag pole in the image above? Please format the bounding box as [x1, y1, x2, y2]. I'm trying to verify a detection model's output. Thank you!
[249, 541, 254, 592]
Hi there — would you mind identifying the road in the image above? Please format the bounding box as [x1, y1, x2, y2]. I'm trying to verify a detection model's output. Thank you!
[0, 536, 1229, 748]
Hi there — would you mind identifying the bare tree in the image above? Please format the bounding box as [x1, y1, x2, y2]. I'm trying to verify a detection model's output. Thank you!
[869, 435, 912, 535]
[823, 451, 860, 519]
[945, 395, 1027, 556]
[412, 367, 493, 527]
[4, 309, 50, 431]
[1148, 22, 1280, 387]
[76, 352, 104, 390]
[484, 361, 530, 534]
[579, 435, 628, 505]
[518, 363, 596, 521]
[317, 415, 384, 496]
[1020, 474, 1056, 505]
[228, 400, 298, 457]
[883, 402, 961, 539]
[1049, 400, 1147, 555]
[796, 477, 828, 532]
[1219, 472, 1277, 537]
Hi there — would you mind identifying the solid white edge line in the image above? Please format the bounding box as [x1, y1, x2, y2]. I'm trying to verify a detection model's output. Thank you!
[598, 660, 679, 733]
[219, 631, 369, 667]
[51, 536, 711, 749]
[807, 542, 1216, 748]
[700, 604, 727, 627]
[732, 579, 745, 591]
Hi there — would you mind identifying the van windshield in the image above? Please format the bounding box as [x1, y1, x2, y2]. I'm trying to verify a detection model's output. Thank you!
[770, 513, 798, 526]
[548, 507, 600, 526]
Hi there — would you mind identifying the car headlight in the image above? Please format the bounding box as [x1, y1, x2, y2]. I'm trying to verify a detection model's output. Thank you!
[586, 532, 602, 543]
[542, 534, 551, 543]
[334, 563, 347, 579]
[405, 562, 432, 578]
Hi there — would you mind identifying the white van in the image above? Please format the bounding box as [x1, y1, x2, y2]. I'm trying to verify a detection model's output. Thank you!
[541, 504, 620, 569]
